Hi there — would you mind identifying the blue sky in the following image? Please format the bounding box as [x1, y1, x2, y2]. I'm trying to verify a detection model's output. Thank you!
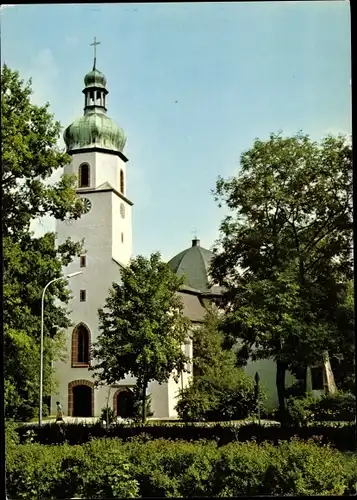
[1, 2, 351, 261]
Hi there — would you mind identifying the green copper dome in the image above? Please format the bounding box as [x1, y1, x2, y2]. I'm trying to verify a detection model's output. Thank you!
[63, 65, 126, 154]
[64, 112, 126, 153]
[168, 238, 215, 293]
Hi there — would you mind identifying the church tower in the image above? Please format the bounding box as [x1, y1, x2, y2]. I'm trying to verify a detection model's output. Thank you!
[52, 42, 134, 418]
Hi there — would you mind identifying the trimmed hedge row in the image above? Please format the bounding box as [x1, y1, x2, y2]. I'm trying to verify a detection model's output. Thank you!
[6, 437, 357, 498]
[16, 420, 357, 451]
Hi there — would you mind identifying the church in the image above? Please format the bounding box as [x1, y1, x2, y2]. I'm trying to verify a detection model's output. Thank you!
[52, 52, 326, 419]
[51, 51, 220, 419]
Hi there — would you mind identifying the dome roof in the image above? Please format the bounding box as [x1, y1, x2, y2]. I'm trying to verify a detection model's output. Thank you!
[168, 238, 214, 293]
[84, 68, 107, 88]
[63, 65, 126, 153]
[63, 112, 126, 153]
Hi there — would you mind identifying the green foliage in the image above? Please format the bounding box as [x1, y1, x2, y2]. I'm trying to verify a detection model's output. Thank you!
[314, 391, 356, 421]
[2, 64, 84, 420]
[176, 365, 263, 421]
[264, 438, 356, 496]
[6, 440, 138, 499]
[211, 132, 353, 412]
[6, 438, 357, 497]
[5, 420, 20, 449]
[287, 392, 356, 425]
[286, 395, 319, 426]
[192, 307, 237, 376]
[100, 406, 115, 425]
[14, 420, 356, 451]
[175, 383, 215, 422]
[91, 252, 191, 422]
[179, 308, 262, 422]
[67, 439, 139, 498]
[131, 389, 154, 422]
[1, 64, 83, 238]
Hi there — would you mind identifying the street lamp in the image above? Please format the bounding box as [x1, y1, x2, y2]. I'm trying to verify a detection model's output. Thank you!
[39, 271, 82, 426]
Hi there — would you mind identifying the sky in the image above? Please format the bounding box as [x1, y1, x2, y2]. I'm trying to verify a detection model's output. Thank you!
[1, 2, 351, 261]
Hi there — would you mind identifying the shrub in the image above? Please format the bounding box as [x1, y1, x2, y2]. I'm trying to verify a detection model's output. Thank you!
[313, 391, 356, 421]
[213, 441, 275, 496]
[175, 383, 217, 421]
[264, 438, 357, 495]
[6, 438, 357, 497]
[286, 391, 356, 426]
[5, 419, 20, 448]
[176, 367, 263, 422]
[6, 442, 70, 499]
[100, 406, 115, 425]
[72, 439, 139, 498]
[123, 439, 219, 497]
[286, 395, 319, 426]
[14, 420, 356, 450]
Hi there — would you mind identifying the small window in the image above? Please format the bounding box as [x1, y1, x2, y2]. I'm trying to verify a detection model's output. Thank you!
[80, 256, 86, 268]
[121, 232, 124, 243]
[120, 170, 124, 194]
[80, 290, 87, 302]
[311, 366, 324, 390]
[79, 163, 90, 188]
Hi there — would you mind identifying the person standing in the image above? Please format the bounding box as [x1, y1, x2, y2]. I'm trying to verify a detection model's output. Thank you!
[56, 401, 64, 423]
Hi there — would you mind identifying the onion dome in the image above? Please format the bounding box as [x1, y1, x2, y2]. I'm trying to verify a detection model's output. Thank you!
[63, 65, 126, 154]
[84, 68, 107, 88]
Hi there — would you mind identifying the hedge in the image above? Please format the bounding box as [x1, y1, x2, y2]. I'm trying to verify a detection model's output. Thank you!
[6, 437, 357, 498]
[15, 420, 356, 451]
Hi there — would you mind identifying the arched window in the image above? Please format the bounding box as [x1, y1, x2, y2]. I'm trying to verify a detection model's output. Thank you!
[72, 324, 91, 367]
[77, 328, 89, 363]
[120, 169, 124, 194]
[79, 163, 90, 188]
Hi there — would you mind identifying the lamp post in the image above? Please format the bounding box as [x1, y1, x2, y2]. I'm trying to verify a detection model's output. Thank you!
[39, 271, 82, 426]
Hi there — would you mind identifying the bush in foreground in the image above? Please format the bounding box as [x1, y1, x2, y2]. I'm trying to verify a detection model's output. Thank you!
[286, 391, 356, 426]
[6, 437, 357, 498]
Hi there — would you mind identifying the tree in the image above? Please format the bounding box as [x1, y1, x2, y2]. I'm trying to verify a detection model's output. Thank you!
[192, 306, 237, 377]
[2, 65, 84, 419]
[91, 252, 191, 423]
[211, 132, 353, 415]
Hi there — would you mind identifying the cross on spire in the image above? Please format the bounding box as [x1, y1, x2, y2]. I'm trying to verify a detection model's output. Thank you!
[90, 37, 100, 69]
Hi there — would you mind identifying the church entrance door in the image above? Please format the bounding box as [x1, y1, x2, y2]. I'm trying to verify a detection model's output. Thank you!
[73, 385, 92, 417]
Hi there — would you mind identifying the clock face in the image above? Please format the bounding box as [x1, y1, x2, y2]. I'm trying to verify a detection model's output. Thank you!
[120, 203, 125, 218]
[82, 198, 92, 214]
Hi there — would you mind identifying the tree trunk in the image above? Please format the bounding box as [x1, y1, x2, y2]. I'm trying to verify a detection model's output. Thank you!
[141, 379, 147, 424]
[276, 360, 287, 415]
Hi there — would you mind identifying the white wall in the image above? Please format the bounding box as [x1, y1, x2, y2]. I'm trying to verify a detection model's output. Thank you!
[63, 151, 127, 193]
[111, 192, 132, 266]
[94, 152, 127, 193]
[244, 358, 296, 411]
